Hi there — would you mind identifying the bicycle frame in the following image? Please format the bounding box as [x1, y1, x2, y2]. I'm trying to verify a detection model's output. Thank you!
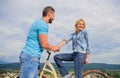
[39, 51, 108, 78]
[39, 51, 57, 78]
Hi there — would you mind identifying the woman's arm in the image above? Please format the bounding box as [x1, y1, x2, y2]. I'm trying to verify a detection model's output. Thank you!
[58, 34, 72, 48]
[84, 30, 91, 53]
[58, 40, 67, 48]
[84, 31, 90, 64]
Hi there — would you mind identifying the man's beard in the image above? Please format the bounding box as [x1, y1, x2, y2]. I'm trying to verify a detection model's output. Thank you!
[49, 18, 53, 24]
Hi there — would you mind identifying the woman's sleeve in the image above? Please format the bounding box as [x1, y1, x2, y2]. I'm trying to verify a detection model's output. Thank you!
[84, 30, 91, 53]
[63, 34, 72, 44]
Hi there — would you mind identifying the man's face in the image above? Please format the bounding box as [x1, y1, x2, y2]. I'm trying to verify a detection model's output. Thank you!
[48, 11, 55, 24]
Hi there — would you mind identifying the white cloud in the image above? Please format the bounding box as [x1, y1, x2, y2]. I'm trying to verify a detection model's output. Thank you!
[90, 47, 120, 64]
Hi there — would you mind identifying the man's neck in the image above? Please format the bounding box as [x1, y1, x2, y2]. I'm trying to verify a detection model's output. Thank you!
[42, 17, 49, 24]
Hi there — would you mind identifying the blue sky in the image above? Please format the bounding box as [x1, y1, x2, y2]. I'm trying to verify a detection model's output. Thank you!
[0, 0, 120, 64]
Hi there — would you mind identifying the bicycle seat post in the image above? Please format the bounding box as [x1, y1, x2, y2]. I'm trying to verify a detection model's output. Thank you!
[46, 51, 51, 60]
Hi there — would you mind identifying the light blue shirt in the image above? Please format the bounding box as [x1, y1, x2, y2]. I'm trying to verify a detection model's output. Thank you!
[22, 18, 48, 57]
[65, 30, 91, 53]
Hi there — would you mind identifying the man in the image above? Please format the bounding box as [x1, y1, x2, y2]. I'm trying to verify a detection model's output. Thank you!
[19, 6, 59, 78]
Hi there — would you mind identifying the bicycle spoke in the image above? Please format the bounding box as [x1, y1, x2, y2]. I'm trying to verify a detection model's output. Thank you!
[84, 73, 106, 78]
[83, 70, 108, 78]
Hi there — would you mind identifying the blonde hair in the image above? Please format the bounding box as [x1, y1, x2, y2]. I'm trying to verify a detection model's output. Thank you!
[75, 19, 86, 32]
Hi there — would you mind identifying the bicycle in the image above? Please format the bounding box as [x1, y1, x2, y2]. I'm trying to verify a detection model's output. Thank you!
[39, 51, 109, 78]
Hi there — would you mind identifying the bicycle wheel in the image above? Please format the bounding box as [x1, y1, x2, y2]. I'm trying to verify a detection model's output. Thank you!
[39, 70, 53, 78]
[82, 70, 108, 78]
[38, 65, 58, 78]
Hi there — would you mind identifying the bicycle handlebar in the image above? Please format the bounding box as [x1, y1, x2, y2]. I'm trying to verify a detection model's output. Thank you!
[46, 50, 58, 60]
[46, 51, 52, 60]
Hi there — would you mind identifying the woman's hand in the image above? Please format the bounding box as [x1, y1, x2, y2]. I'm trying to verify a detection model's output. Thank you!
[84, 53, 89, 64]
[84, 57, 88, 64]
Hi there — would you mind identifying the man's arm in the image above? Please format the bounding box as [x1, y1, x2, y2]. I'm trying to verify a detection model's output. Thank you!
[39, 34, 59, 51]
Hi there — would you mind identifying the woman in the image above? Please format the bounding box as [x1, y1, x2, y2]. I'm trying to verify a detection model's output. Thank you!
[54, 19, 91, 78]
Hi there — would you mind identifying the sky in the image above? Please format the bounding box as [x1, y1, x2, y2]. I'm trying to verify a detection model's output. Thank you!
[0, 0, 120, 64]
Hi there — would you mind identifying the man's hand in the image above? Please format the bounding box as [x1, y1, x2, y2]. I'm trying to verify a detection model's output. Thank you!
[51, 40, 66, 52]
[51, 46, 60, 52]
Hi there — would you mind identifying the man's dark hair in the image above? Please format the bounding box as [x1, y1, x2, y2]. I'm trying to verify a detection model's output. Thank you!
[42, 6, 55, 17]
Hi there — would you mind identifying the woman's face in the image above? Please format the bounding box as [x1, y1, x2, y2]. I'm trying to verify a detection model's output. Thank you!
[76, 21, 85, 31]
